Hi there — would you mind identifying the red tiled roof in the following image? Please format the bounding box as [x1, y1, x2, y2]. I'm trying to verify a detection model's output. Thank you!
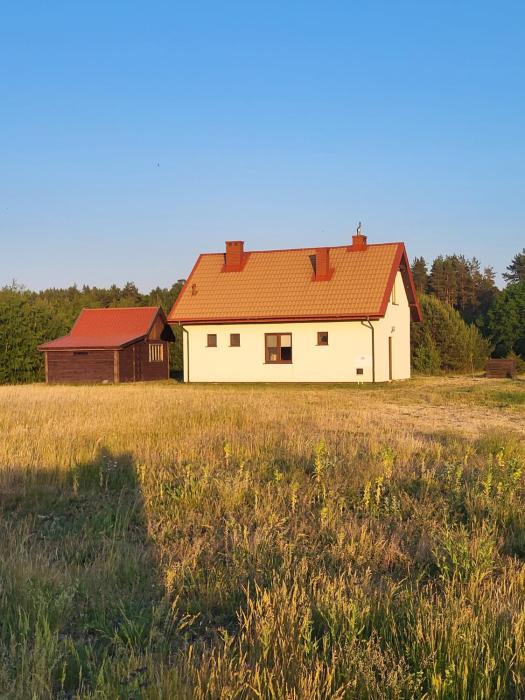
[39, 307, 163, 350]
[168, 242, 422, 324]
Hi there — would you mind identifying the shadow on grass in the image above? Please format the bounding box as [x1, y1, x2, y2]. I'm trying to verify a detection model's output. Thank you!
[0, 448, 172, 698]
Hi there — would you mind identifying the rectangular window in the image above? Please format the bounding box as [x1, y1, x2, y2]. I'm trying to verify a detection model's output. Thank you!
[207, 334, 217, 347]
[149, 343, 164, 362]
[317, 331, 329, 346]
[265, 333, 292, 364]
[73, 351, 88, 356]
[230, 333, 240, 347]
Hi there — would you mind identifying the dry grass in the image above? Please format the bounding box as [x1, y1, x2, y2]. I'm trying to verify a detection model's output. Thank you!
[1, 377, 525, 698]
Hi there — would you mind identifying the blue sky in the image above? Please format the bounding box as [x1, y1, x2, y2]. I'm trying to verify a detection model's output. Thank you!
[1, 1, 523, 291]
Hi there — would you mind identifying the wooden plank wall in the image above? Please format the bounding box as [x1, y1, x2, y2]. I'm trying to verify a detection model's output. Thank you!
[45, 337, 170, 384]
[149, 316, 165, 340]
[46, 350, 115, 383]
[139, 341, 170, 381]
[485, 359, 517, 379]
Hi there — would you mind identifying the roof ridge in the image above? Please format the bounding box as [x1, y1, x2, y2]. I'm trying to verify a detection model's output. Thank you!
[80, 306, 160, 311]
[199, 242, 402, 256]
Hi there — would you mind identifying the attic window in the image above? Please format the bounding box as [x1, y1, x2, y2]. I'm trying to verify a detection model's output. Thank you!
[265, 333, 292, 364]
[317, 332, 329, 346]
[391, 280, 398, 305]
[149, 344, 163, 362]
[207, 334, 217, 348]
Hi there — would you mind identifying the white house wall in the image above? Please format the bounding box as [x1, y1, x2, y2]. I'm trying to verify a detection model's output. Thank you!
[181, 271, 411, 383]
[374, 271, 411, 382]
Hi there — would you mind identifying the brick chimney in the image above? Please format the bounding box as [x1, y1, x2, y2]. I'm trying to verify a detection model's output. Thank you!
[349, 233, 367, 251]
[314, 247, 333, 281]
[347, 222, 368, 251]
[224, 241, 245, 272]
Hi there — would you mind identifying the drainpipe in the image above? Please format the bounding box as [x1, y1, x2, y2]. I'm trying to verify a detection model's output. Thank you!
[181, 325, 190, 383]
[361, 318, 375, 383]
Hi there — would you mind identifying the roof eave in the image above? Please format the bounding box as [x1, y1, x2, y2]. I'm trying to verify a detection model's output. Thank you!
[38, 333, 148, 351]
[168, 313, 384, 325]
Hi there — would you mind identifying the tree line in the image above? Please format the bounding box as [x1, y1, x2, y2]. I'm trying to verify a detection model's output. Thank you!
[0, 248, 524, 383]
[411, 248, 525, 373]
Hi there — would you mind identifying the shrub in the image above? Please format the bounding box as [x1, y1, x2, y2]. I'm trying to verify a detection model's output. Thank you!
[412, 294, 491, 373]
[412, 331, 442, 374]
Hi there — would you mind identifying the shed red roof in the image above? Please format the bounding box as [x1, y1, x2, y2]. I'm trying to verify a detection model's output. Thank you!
[168, 240, 422, 324]
[39, 307, 164, 350]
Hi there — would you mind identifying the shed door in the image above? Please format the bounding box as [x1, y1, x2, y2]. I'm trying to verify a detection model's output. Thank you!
[134, 345, 142, 381]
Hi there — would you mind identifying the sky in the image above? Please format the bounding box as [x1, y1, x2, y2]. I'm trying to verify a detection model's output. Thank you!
[1, 1, 524, 291]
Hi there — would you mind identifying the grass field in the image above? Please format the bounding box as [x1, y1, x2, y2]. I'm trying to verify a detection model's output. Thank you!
[1, 377, 525, 699]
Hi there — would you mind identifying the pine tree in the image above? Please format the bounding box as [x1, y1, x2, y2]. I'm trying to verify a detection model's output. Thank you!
[476, 266, 498, 324]
[503, 249, 525, 284]
[442, 257, 458, 306]
[428, 254, 497, 328]
[487, 282, 525, 358]
[411, 257, 429, 294]
[429, 257, 446, 301]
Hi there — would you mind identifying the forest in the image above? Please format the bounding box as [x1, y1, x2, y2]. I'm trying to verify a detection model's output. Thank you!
[0, 248, 524, 384]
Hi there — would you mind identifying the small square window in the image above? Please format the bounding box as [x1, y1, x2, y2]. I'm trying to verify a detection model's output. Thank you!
[317, 332, 329, 346]
[356, 368, 364, 375]
[207, 334, 217, 347]
[230, 333, 240, 347]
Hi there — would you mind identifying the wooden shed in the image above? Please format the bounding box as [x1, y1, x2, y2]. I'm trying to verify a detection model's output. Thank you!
[38, 307, 174, 384]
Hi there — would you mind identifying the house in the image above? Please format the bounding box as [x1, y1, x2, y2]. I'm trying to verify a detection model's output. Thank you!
[38, 306, 174, 383]
[167, 233, 422, 383]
